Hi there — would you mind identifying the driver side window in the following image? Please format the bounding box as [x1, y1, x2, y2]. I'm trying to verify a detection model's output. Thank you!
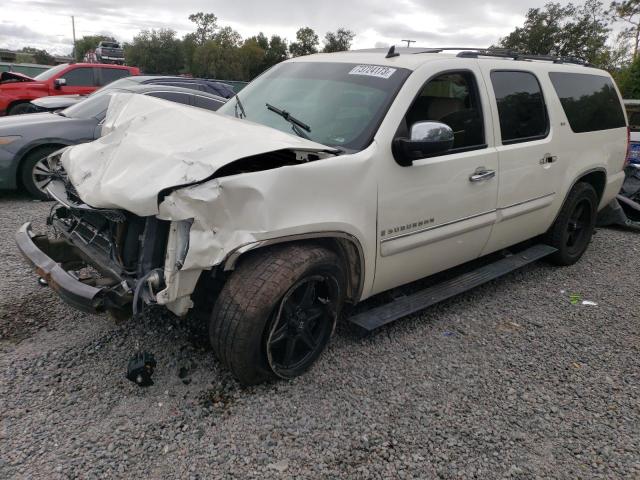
[403, 71, 486, 153]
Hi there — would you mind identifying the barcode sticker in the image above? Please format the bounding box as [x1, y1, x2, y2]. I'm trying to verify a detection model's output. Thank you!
[349, 65, 397, 79]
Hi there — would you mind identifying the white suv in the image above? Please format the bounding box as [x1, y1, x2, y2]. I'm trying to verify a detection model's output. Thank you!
[17, 48, 627, 384]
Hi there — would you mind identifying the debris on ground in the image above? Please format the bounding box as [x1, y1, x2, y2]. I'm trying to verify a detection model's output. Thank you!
[126, 351, 157, 387]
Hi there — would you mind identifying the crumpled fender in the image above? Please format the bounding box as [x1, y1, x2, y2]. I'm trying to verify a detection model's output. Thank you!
[155, 147, 378, 315]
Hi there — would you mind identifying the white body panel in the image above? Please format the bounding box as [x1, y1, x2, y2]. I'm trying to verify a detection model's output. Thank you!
[60, 51, 627, 315]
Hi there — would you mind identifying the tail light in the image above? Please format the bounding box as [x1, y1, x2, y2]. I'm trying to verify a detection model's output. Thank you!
[625, 126, 631, 167]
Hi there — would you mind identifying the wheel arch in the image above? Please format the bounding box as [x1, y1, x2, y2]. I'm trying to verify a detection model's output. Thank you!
[547, 167, 606, 232]
[223, 232, 366, 304]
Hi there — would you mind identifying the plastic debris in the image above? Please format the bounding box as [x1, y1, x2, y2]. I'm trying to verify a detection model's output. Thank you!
[581, 300, 598, 306]
[597, 164, 640, 231]
[126, 351, 157, 387]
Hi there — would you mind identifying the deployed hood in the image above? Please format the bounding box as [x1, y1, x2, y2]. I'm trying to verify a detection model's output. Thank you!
[62, 93, 337, 216]
[0, 71, 35, 84]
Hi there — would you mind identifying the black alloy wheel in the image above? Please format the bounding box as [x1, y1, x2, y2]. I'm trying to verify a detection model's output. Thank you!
[266, 274, 339, 379]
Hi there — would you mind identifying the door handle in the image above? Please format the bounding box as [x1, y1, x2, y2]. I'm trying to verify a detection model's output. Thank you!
[469, 168, 496, 182]
[540, 153, 557, 165]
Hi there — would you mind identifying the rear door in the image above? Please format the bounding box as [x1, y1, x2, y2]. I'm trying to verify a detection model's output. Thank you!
[478, 66, 562, 254]
[97, 67, 132, 87]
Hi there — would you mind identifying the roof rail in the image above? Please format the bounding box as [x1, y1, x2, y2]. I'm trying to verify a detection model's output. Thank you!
[454, 48, 590, 66]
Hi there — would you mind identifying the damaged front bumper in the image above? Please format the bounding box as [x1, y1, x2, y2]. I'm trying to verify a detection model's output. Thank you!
[15, 223, 132, 313]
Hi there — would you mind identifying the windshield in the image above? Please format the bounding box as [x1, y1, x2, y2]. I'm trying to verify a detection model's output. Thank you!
[217, 62, 410, 151]
[62, 89, 121, 119]
[85, 76, 141, 98]
[34, 64, 68, 81]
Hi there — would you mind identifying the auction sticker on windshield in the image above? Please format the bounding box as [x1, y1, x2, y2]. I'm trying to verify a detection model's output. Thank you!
[349, 65, 397, 79]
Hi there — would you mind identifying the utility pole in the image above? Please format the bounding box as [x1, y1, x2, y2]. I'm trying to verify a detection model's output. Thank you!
[71, 16, 77, 59]
[401, 39, 416, 48]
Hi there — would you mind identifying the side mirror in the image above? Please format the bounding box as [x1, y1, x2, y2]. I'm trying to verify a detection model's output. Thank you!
[54, 78, 67, 89]
[392, 121, 454, 166]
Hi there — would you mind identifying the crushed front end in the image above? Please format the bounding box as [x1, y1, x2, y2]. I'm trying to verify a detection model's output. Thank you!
[15, 166, 169, 316]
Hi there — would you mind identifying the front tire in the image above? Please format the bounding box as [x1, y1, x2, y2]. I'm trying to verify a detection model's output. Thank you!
[19, 146, 61, 200]
[544, 182, 598, 266]
[7, 103, 36, 115]
[209, 245, 346, 385]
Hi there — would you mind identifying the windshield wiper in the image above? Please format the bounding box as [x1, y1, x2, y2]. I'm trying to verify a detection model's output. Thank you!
[234, 94, 246, 119]
[265, 103, 311, 139]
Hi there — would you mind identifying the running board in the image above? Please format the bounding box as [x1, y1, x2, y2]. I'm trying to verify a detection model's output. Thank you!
[349, 244, 557, 332]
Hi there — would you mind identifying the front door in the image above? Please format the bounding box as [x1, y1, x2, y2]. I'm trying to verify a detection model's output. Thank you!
[373, 67, 499, 295]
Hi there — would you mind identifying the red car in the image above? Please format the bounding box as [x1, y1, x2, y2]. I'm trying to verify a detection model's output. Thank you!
[0, 63, 140, 116]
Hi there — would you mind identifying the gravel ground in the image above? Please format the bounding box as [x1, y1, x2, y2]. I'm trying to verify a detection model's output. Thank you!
[1, 190, 639, 479]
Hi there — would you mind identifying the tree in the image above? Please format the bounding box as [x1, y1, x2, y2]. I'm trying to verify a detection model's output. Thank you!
[609, 0, 640, 59]
[73, 35, 113, 62]
[498, 1, 610, 65]
[323, 28, 355, 53]
[124, 29, 184, 74]
[188, 12, 218, 45]
[265, 35, 289, 67]
[19, 46, 55, 65]
[289, 27, 319, 57]
[216, 26, 242, 49]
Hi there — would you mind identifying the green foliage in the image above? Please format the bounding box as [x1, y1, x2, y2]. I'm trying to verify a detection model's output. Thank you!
[289, 27, 319, 57]
[18, 47, 55, 65]
[323, 28, 355, 53]
[616, 54, 640, 96]
[499, 1, 611, 66]
[124, 29, 183, 74]
[188, 12, 218, 45]
[73, 35, 112, 62]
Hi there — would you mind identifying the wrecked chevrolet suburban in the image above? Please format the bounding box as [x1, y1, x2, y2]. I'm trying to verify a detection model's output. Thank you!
[16, 48, 627, 384]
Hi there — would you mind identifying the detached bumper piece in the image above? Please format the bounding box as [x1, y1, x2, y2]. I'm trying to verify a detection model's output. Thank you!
[15, 222, 130, 314]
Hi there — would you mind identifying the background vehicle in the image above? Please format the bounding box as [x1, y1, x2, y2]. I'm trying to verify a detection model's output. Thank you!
[95, 41, 125, 65]
[26, 75, 236, 113]
[0, 84, 225, 198]
[624, 99, 640, 164]
[0, 63, 140, 116]
[15, 48, 627, 385]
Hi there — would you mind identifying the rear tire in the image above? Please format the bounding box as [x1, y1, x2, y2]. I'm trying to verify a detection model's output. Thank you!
[19, 146, 61, 200]
[209, 245, 346, 385]
[544, 182, 598, 266]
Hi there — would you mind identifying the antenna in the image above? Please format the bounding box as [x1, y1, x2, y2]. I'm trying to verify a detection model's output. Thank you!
[401, 39, 416, 48]
[386, 45, 400, 58]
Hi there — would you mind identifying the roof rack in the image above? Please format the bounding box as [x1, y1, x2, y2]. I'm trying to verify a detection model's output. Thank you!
[392, 46, 591, 66]
[453, 48, 590, 66]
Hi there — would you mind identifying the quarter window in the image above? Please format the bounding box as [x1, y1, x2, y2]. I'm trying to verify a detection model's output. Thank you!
[63, 67, 96, 87]
[403, 71, 485, 153]
[549, 72, 625, 133]
[491, 71, 548, 144]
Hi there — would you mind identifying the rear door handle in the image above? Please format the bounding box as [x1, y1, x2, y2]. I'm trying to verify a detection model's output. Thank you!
[469, 168, 496, 182]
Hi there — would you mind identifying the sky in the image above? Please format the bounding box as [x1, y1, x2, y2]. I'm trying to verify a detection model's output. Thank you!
[0, 0, 570, 56]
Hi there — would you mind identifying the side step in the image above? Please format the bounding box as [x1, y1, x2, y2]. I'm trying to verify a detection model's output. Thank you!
[348, 244, 557, 333]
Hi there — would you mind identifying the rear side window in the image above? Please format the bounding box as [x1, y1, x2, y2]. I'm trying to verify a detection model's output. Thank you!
[491, 71, 548, 144]
[100, 68, 131, 86]
[193, 95, 224, 111]
[549, 72, 625, 133]
[63, 67, 96, 87]
[145, 91, 192, 105]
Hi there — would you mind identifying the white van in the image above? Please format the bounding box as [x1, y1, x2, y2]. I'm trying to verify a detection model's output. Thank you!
[17, 48, 627, 384]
